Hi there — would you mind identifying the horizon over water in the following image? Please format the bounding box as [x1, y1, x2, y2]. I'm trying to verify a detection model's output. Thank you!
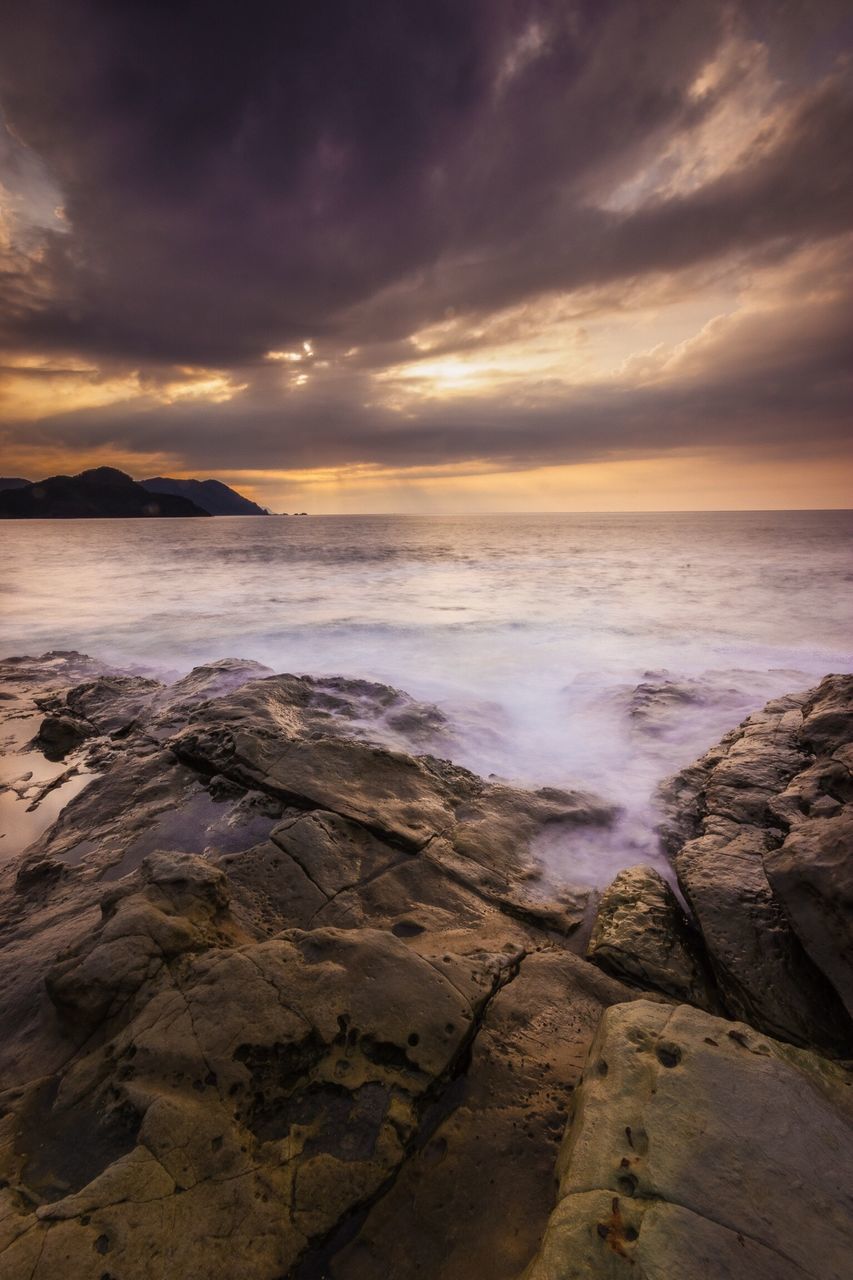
[2, 509, 851, 885]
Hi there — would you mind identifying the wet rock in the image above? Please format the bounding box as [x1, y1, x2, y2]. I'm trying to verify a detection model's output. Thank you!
[599, 667, 799, 744]
[169, 675, 608, 929]
[523, 1000, 853, 1280]
[22, 747, 207, 875]
[33, 659, 275, 745]
[616, 673, 709, 739]
[586, 865, 716, 1008]
[4, 652, 850, 1280]
[37, 675, 163, 739]
[162, 657, 273, 708]
[800, 675, 853, 752]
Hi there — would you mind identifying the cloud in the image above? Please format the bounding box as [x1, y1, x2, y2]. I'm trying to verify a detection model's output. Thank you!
[0, 0, 851, 505]
[10, 237, 850, 477]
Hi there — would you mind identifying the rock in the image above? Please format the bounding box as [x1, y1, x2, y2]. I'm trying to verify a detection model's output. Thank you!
[3, 653, 850, 1279]
[800, 675, 853, 752]
[0, 901, 525, 1277]
[15, 857, 64, 891]
[586, 865, 716, 1008]
[330, 953, 656, 1280]
[0, 651, 631, 1280]
[170, 674, 610, 930]
[44, 853, 237, 1034]
[597, 667, 801, 745]
[34, 660, 275, 744]
[35, 714, 92, 759]
[522, 1000, 853, 1280]
[37, 675, 163, 739]
[608, 672, 711, 742]
[659, 676, 853, 1055]
[764, 808, 853, 1019]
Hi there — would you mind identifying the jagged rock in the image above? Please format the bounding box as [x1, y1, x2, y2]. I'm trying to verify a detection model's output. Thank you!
[35, 714, 92, 759]
[170, 675, 609, 931]
[597, 667, 804, 745]
[765, 809, 853, 1019]
[586, 865, 715, 1008]
[16, 667, 607, 934]
[34, 660, 274, 743]
[37, 675, 163, 738]
[522, 1000, 853, 1280]
[800, 676, 853, 752]
[659, 676, 853, 1055]
[15, 857, 64, 891]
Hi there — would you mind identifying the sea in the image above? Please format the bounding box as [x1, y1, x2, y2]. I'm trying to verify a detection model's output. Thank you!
[2, 510, 851, 884]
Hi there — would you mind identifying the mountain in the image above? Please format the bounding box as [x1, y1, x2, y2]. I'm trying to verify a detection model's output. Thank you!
[0, 467, 211, 519]
[141, 476, 268, 515]
[0, 477, 32, 491]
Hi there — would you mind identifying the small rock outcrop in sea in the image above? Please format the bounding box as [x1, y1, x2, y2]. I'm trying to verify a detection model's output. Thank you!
[0, 655, 851, 1279]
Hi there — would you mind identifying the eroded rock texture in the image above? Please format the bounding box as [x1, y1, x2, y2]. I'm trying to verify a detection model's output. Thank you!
[522, 1001, 853, 1280]
[0, 653, 637, 1280]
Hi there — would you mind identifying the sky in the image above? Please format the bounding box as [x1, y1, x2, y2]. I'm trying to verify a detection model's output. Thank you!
[0, 0, 851, 513]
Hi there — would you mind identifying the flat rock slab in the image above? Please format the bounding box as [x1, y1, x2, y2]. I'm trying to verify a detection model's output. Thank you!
[523, 1000, 853, 1280]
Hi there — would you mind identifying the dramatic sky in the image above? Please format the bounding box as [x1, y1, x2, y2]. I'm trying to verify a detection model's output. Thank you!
[1, 0, 851, 511]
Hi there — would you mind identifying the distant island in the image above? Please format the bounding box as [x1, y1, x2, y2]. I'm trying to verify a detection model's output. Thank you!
[141, 476, 268, 516]
[0, 468, 268, 519]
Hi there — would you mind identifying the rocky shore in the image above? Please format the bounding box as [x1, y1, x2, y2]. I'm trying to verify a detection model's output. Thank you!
[0, 653, 850, 1279]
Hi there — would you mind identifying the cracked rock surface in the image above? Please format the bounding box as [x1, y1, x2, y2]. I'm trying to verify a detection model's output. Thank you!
[0, 653, 639, 1280]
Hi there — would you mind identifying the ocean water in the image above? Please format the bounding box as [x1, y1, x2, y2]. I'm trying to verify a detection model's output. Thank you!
[2, 511, 851, 883]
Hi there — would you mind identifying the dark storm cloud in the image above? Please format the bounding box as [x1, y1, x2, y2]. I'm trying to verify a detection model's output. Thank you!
[0, 0, 852, 480]
[16, 270, 853, 475]
[0, 0, 846, 359]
